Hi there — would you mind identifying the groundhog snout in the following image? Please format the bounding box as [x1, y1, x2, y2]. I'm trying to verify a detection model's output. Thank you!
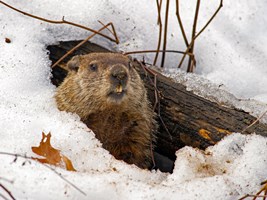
[110, 65, 128, 84]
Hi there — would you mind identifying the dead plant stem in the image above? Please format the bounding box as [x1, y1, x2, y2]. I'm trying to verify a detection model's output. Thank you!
[0, 1, 119, 43]
[51, 23, 115, 68]
[138, 61, 173, 140]
[0, 183, 15, 200]
[124, 49, 194, 56]
[160, 0, 170, 68]
[154, 0, 163, 66]
[175, 0, 189, 47]
[241, 109, 267, 133]
[0, 152, 86, 196]
[187, 0, 201, 72]
[178, 0, 223, 69]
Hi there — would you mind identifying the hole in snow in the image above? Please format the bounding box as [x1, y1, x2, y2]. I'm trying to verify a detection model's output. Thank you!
[47, 41, 176, 173]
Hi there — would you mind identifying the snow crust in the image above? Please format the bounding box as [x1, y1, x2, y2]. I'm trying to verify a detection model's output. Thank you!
[1, 0, 267, 199]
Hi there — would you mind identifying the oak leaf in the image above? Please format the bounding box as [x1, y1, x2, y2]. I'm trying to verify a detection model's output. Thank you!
[31, 132, 76, 171]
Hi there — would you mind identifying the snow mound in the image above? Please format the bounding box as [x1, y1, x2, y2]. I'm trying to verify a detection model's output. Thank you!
[1, 0, 267, 199]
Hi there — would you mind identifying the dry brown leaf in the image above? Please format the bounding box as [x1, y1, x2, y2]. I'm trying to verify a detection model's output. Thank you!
[62, 155, 76, 171]
[31, 132, 76, 171]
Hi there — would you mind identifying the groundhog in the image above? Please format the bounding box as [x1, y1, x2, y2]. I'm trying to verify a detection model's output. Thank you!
[55, 52, 157, 169]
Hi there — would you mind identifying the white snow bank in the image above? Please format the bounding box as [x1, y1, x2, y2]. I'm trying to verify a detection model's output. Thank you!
[1, 133, 267, 200]
[1, 0, 267, 199]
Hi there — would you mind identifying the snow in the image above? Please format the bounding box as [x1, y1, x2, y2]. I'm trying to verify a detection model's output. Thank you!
[1, 0, 267, 199]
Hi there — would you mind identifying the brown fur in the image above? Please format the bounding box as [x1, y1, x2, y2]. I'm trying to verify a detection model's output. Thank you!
[55, 53, 157, 169]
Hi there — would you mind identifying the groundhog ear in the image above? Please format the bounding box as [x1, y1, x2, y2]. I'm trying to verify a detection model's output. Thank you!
[67, 56, 81, 72]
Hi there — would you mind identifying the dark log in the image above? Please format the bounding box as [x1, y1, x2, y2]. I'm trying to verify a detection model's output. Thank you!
[47, 40, 267, 162]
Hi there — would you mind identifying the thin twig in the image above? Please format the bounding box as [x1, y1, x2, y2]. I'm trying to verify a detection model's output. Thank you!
[0, 193, 9, 200]
[187, 0, 201, 72]
[0, 152, 86, 196]
[0, 177, 12, 183]
[135, 59, 159, 111]
[239, 194, 267, 200]
[153, 0, 163, 66]
[241, 109, 267, 133]
[124, 49, 193, 56]
[51, 23, 115, 68]
[239, 180, 267, 200]
[0, 1, 119, 44]
[195, 0, 223, 40]
[175, 0, 189, 47]
[136, 60, 173, 141]
[253, 193, 266, 200]
[178, 0, 223, 69]
[160, 0, 170, 68]
[150, 76, 172, 140]
[252, 181, 267, 200]
[0, 178, 13, 184]
[0, 183, 15, 200]
[150, 143, 156, 169]
[156, 0, 163, 25]
[97, 20, 119, 43]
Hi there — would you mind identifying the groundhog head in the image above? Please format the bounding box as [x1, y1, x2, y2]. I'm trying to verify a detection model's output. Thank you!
[66, 53, 145, 108]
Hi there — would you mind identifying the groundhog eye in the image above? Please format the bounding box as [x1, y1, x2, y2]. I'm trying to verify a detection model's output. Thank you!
[89, 63, 98, 71]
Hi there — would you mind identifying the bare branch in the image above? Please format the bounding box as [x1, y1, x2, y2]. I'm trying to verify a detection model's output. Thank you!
[97, 20, 119, 43]
[0, 152, 86, 196]
[195, 0, 223, 40]
[175, 0, 189, 47]
[178, 0, 223, 69]
[242, 109, 267, 133]
[0, 1, 119, 44]
[160, 0, 170, 68]
[0, 183, 15, 200]
[239, 194, 267, 200]
[124, 49, 194, 56]
[52, 23, 115, 68]
[0, 193, 9, 200]
[134, 60, 173, 141]
[150, 143, 156, 169]
[153, 0, 163, 65]
[186, 0, 201, 72]
[0, 178, 13, 184]
[239, 179, 267, 200]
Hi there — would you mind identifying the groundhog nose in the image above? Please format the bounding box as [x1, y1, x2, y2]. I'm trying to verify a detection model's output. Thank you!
[111, 67, 128, 81]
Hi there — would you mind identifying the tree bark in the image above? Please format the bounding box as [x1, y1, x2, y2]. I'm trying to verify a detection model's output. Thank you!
[47, 40, 267, 161]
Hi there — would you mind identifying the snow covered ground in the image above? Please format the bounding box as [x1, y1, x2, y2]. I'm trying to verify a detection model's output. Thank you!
[1, 0, 267, 199]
